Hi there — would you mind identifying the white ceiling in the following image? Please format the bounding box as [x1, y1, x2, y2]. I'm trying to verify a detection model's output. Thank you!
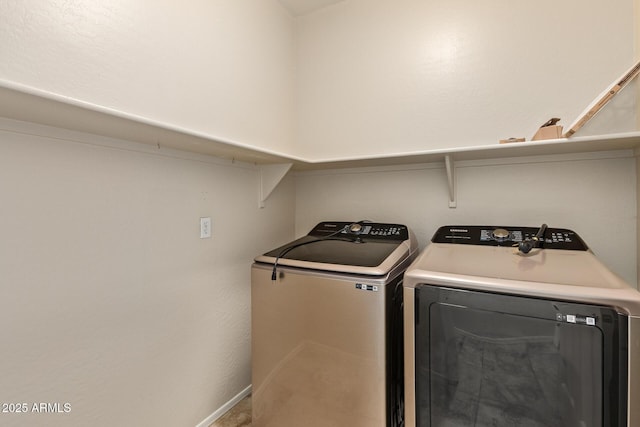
[277, 0, 345, 16]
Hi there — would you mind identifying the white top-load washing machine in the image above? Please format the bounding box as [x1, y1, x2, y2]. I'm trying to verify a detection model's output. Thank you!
[252, 221, 418, 427]
[403, 225, 640, 427]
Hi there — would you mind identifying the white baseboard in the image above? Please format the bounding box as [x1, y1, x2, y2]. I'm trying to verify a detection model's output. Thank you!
[195, 384, 252, 427]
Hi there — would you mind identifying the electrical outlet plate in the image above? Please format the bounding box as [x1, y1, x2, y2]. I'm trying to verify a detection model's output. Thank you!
[200, 217, 212, 239]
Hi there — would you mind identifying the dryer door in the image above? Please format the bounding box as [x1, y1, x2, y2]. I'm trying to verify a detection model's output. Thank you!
[414, 285, 627, 427]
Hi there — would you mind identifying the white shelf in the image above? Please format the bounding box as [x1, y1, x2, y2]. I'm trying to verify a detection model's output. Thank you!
[1, 81, 639, 172]
[0, 82, 296, 166]
[297, 132, 640, 170]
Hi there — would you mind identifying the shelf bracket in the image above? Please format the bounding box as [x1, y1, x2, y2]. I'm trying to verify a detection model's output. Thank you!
[444, 155, 456, 208]
[259, 163, 292, 208]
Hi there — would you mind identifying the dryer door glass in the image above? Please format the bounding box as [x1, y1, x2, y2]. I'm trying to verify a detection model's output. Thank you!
[414, 286, 627, 427]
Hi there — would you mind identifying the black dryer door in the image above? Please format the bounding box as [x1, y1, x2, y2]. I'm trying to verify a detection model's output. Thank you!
[414, 285, 627, 427]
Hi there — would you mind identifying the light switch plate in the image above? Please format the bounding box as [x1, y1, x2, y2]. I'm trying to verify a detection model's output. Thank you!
[200, 217, 212, 239]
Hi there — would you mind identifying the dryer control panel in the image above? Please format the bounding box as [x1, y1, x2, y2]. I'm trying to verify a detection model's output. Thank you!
[309, 221, 409, 241]
[432, 225, 588, 251]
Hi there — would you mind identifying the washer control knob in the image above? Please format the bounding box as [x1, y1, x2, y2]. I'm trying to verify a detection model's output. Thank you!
[492, 228, 510, 241]
[349, 223, 363, 233]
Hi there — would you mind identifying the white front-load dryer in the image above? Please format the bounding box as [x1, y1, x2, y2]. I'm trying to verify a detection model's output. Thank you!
[403, 225, 640, 427]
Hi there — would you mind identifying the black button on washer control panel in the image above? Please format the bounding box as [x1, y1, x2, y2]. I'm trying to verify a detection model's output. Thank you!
[309, 221, 409, 241]
[432, 225, 588, 251]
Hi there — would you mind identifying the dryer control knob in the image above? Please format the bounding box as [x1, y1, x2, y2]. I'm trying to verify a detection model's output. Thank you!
[349, 223, 363, 233]
[492, 228, 510, 241]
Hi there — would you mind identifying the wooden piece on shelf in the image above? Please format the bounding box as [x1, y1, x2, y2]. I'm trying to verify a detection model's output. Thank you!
[532, 118, 564, 141]
[564, 59, 640, 138]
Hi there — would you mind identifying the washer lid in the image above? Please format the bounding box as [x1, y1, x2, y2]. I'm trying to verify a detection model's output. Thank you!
[263, 237, 402, 267]
[255, 221, 417, 276]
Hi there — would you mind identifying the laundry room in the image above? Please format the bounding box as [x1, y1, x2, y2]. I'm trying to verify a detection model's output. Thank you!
[0, 1, 638, 426]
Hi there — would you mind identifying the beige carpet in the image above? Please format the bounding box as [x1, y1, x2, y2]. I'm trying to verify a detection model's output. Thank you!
[209, 395, 252, 427]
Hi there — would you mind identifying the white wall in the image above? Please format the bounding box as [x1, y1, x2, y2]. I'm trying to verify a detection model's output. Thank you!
[0, 0, 295, 155]
[294, 0, 637, 160]
[0, 118, 295, 427]
[1, 0, 636, 162]
[295, 152, 637, 287]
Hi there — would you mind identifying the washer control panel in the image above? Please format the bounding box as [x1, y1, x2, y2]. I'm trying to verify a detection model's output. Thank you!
[309, 221, 409, 241]
[432, 225, 588, 251]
